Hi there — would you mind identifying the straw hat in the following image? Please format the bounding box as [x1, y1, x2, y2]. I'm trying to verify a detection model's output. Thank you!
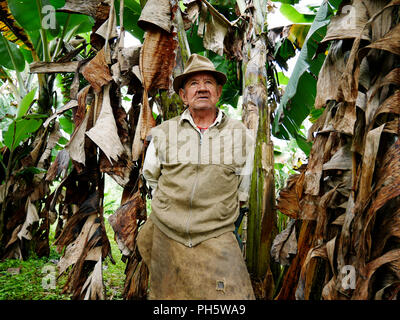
[173, 54, 227, 94]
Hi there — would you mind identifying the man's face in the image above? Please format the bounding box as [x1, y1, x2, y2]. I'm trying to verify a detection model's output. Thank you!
[179, 72, 222, 111]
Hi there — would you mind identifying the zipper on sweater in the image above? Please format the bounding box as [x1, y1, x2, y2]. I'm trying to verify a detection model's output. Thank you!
[186, 132, 202, 248]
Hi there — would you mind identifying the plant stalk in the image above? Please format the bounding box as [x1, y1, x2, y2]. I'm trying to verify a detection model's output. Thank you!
[52, 14, 71, 62]
[36, 0, 51, 62]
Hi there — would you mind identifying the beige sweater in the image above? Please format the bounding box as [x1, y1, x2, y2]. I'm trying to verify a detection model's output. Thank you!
[143, 108, 254, 247]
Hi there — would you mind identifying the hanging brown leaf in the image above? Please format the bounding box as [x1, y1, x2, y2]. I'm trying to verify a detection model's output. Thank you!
[271, 219, 297, 266]
[54, 192, 99, 252]
[276, 169, 305, 219]
[322, 143, 353, 171]
[17, 197, 39, 241]
[304, 134, 328, 195]
[295, 243, 328, 300]
[202, 10, 229, 56]
[352, 249, 400, 300]
[138, 0, 172, 33]
[81, 48, 113, 93]
[99, 151, 133, 187]
[108, 191, 146, 255]
[95, 15, 118, 41]
[357, 124, 385, 205]
[314, 41, 346, 109]
[363, 23, 400, 56]
[139, 27, 176, 139]
[322, 0, 370, 43]
[57, 214, 101, 275]
[58, 0, 103, 17]
[275, 220, 315, 300]
[85, 84, 125, 163]
[65, 108, 90, 165]
[131, 104, 144, 161]
[81, 257, 105, 300]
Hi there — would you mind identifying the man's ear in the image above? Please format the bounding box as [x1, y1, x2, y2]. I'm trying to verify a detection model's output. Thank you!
[179, 88, 187, 104]
[216, 85, 223, 99]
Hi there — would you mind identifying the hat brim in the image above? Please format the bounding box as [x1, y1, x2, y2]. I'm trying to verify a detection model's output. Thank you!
[173, 69, 227, 94]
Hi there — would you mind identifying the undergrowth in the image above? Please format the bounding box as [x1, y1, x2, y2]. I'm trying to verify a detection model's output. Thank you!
[0, 212, 126, 300]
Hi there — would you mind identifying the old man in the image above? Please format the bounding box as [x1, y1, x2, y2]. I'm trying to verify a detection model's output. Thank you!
[137, 54, 255, 299]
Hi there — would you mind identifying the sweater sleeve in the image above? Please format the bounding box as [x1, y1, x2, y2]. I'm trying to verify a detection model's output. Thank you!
[143, 138, 161, 194]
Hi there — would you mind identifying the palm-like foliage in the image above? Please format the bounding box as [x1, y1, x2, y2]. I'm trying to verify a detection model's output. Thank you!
[1, 0, 398, 301]
[274, 0, 400, 300]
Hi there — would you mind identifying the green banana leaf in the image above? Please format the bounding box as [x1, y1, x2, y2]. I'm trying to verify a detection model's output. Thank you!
[16, 88, 37, 119]
[3, 118, 43, 151]
[272, 0, 300, 4]
[7, 0, 93, 51]
[280, 4, 315, 23]
[0, 32, 25, 71]
[272, 0, 342, 155]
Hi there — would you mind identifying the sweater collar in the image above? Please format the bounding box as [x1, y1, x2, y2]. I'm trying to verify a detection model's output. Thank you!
[179, 107, 225, 129]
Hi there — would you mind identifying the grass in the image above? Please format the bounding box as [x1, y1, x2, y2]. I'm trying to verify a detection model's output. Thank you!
[102, 175, 126, 300]
[102, 217, 126, 300]
[0, 218, 127, 300]
[0, 247, 70, 300]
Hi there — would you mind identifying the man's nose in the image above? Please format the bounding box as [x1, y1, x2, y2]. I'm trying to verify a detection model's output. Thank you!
[196, 81, 208, 92]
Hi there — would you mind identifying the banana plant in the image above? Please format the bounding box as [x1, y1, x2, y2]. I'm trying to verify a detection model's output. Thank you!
[272, 0, 343, 155]
[0, 0, 94, 257]
[0, 88, 45, 244]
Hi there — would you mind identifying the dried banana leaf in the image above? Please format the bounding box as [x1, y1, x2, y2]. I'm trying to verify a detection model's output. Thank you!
[352, 249, 400, 300]
[322, 143, 353, 171]
[108, 192, 146, 255]
[202, 10, 229, 56]
[57, 214, 101, 275]
[82, 258, 105, 300]
[29, 61, 80, 73]
[81, 48, 113, 93]
[58, 0, 103, 17]
[314, 41, 346, 109]
[86, 84, 125, 163]
[271, 219, 297, 266]
[65, 108, 90, 165]
[304, 134, 328, 196]
[322, 0, 370, 43]
[139, 28, 176, 139]
[16, 197, 39, 241]
[357, 124, 385, 205]
[138, 0, 171, 33]
[276, 170, 305, 219]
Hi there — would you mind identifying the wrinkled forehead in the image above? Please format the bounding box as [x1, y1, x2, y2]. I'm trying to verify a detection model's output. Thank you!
[183, 71, 218, 86]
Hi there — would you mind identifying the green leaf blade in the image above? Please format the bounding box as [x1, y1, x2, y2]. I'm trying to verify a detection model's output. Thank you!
[280, 4, 315, 23]
[3, 118, 43, 151]
[16, 88, 37, 119]
[273, 0, 341, 141]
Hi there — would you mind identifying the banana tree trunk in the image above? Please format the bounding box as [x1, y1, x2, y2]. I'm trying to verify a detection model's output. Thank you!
[238, 0, 278, 299]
